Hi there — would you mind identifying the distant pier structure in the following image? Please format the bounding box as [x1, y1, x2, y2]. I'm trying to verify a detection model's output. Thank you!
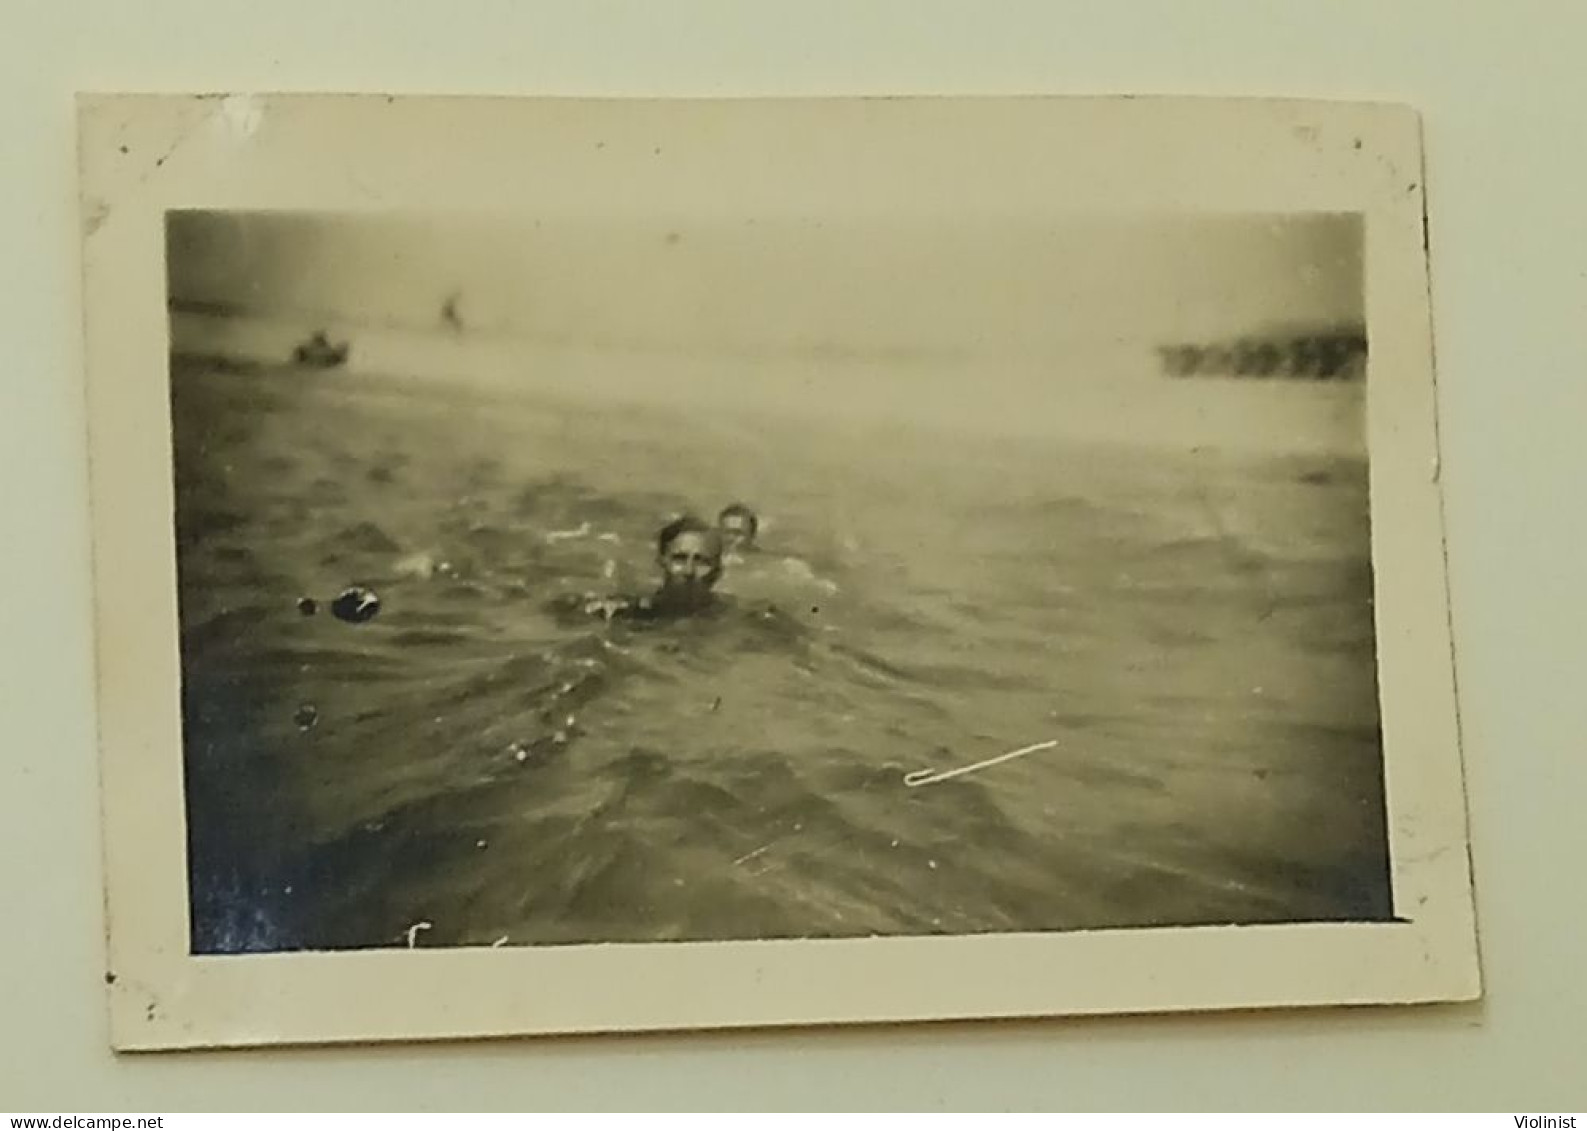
[1157, 328, 1367, 381]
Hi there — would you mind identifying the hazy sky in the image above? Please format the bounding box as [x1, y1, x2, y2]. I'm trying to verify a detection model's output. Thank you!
[167, 210, 1366, 455]
[169, 211, 1361, 357]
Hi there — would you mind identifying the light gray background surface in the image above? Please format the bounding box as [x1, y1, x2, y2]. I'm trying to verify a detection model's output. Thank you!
[2, 0, 1581, 1111]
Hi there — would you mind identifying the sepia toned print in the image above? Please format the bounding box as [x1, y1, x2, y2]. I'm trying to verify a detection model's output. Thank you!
[168, 210, 1389, 954]
[78, 95, 1477, 1048]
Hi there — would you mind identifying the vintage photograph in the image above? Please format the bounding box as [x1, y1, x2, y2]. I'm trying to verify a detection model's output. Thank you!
[80, 94, 1476, 1047]
[166, 208, 1389, 954]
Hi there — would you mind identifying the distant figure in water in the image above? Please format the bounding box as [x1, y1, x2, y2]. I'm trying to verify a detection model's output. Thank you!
[559, 515, 727, 623]
[441, 291, 465, 335]
[715, 501, 840, 599]
[718, 502, 760, 558]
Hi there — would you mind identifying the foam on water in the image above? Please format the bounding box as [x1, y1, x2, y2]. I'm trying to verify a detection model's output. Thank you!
[172, 354, 1390, 952]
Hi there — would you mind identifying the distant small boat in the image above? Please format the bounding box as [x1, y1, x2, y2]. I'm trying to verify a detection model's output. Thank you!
[291, 331, 350, 369]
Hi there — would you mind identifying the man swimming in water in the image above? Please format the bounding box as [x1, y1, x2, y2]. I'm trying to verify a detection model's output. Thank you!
[718, 502, 759, 555]
[714, 501, 840, 601]
[567, 514, 727, 622]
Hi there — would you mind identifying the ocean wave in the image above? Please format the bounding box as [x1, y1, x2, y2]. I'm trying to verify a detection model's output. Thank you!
[172, 357, 1391, 950]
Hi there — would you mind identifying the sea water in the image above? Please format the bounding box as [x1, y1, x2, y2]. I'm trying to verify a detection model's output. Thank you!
[170, 356, 1391, 952]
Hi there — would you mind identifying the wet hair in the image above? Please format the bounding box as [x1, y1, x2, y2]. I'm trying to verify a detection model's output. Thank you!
[656, 514, 721, 557]
[718, 502, 759, 538]
[655, 514, 724, 588]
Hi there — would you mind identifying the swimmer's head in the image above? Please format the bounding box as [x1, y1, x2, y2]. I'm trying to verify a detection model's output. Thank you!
[717, 502, 759, 552]
[655, 515, 724, 606]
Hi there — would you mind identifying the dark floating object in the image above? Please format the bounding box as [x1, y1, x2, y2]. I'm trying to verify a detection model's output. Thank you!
[331, 586, 381, 624]
[297, 597, 318, 616]
[293, 704, 319, 731]
[291, 330, 350, 369]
